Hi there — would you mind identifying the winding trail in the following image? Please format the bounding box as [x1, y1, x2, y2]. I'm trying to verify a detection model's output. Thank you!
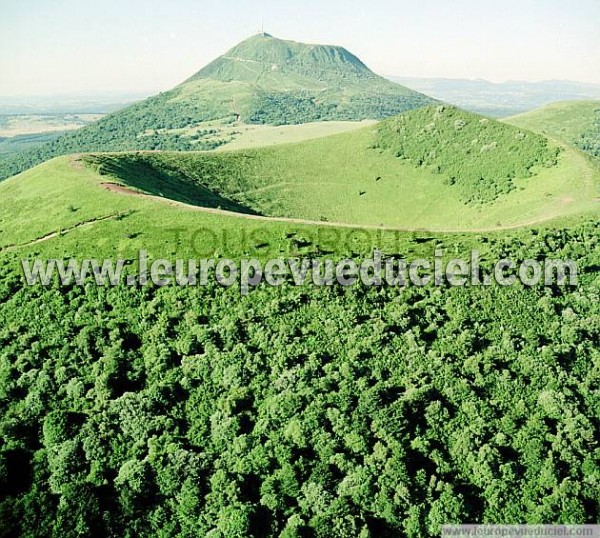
[0, 213, 127, 253]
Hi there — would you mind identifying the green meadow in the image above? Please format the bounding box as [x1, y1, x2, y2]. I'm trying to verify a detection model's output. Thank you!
[505, 100, 600, 158]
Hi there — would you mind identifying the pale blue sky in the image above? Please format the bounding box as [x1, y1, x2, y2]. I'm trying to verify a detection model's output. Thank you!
[1, 0, 599, 96]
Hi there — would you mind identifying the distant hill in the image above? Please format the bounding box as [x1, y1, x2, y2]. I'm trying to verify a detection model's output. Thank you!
[181, 33, 433, 124]
[0, 34, 433, 180]
[390, 77, 600, 117]
[505, 100, 600, 159]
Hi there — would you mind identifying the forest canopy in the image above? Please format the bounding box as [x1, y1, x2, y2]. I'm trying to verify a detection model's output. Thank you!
[0, 221, 598, 537]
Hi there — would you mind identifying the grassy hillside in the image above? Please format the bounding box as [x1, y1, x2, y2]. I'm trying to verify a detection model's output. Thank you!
[73, 108, 599, 232]
[375, 105, 561, 203]
[0, 153, 599, 537]
[0, 34, 433, 181]
[0, 155, 432, 261]
[505, 100, 600, 158]
[0, 116, 597, 255]
[184, 34, 433, 124]
[0, 107, 597, 263]
[217, 120, 376, 151]
[187, 33, 374, 86]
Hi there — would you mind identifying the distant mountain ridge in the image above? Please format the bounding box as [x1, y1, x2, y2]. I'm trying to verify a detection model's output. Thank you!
[391, 77, 600, 117]
[0, 34, 434, 180]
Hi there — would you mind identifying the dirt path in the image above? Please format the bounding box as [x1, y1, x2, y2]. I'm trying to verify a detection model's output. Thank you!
[230, 181, 341, 197]
[100, 182, 590, 234]
[0, 213, 125, 253]
[3, 166, 595, 255]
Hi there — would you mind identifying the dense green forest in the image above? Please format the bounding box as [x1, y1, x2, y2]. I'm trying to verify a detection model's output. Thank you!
[0, 90, 431, 181]
[0, 93, 233, 180]
[0, 220, 598, 537]
[0, 132, 66, 156]
[247, 92, 430, 126]
[575, 106, 600, 158]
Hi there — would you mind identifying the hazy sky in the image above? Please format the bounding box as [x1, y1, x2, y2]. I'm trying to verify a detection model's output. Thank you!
[1, 0, 599, 96]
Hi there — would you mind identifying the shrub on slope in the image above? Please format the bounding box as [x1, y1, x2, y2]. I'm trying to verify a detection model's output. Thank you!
[375, 105, 560, 203]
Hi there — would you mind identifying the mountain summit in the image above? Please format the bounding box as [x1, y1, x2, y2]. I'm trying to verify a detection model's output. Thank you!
[175, 33, 434, 124]
[187, 33, 375, 86]
[0, 34, 434, 179]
